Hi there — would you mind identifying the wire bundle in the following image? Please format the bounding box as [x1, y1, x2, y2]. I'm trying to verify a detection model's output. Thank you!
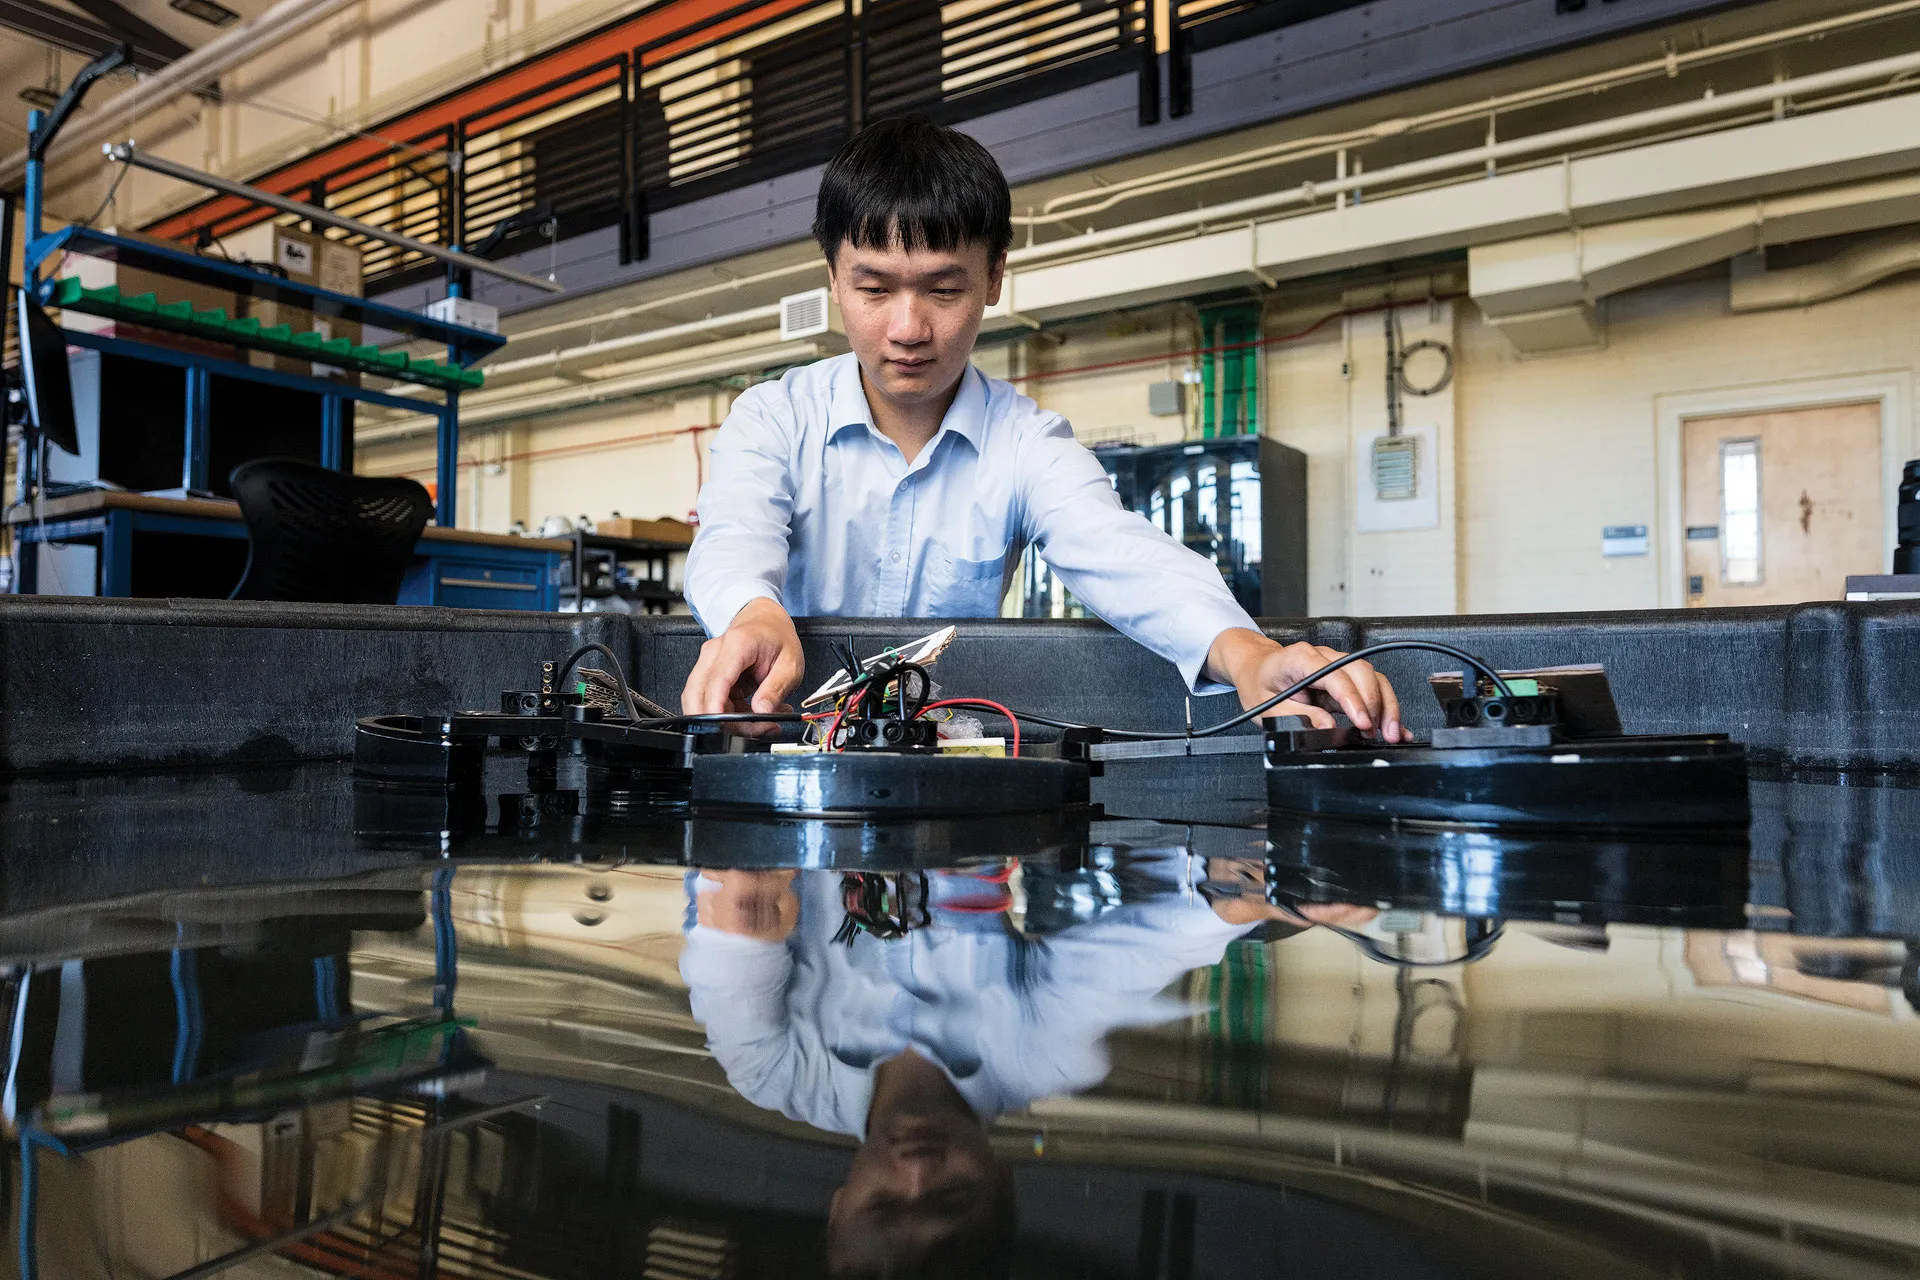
[554, 637, 1513, 755]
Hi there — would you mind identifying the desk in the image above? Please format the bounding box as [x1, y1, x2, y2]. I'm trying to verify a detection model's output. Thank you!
[6, 491, 570, 610]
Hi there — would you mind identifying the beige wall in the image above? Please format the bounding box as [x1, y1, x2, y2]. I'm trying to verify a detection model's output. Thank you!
[1457, 270, 1920, 615]
[359, 386, 732, 534]
[355, 263, 1920, 619]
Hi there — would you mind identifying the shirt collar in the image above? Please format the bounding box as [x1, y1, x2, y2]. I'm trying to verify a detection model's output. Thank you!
[826, 358, 988, 452]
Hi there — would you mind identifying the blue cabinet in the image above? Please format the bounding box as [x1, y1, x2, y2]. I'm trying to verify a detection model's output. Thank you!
[401, 549, 558, 611]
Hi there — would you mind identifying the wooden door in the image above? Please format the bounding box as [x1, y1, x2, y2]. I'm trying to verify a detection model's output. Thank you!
[1681, 402, 1882, 607]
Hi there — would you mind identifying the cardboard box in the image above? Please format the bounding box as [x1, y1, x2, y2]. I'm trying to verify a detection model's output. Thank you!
[228, 225, 367, 380]
[598, 516, 695, 545]
[222, 222, 364, 298]
[60, 227, 243, 359]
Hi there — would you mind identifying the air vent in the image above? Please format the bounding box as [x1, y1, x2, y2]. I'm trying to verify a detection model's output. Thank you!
[780, 287, 831, 340]
[1371, 434, 1418, 500]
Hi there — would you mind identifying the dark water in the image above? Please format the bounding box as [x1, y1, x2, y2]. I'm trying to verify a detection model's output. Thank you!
[2, 755, 1919, 1279]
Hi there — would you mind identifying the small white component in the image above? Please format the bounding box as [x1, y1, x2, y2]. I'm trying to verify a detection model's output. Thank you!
[940, 713, 986, 741]
[424, 295, 501, 335]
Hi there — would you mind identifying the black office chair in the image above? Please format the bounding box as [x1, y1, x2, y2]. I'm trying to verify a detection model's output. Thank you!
[229, 459, 433, 604]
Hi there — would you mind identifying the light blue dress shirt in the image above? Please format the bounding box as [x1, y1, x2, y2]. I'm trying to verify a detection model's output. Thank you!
[684, 352, 1259, 690]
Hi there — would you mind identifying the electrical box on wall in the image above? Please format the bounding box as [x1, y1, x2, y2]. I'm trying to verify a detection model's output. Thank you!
[1148, 381, 1186, 417]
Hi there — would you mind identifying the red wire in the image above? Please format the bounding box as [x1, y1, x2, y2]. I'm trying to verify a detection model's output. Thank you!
[919, 699, 1020, 758]
[827, 686, 866, 751]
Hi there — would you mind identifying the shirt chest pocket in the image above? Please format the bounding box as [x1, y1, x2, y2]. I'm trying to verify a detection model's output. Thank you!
[941, 548, 1009, 581]
[925, 539, 1013, 614]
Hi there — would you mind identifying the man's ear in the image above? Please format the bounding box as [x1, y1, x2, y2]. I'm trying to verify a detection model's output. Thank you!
[985, 252, 1007, 307]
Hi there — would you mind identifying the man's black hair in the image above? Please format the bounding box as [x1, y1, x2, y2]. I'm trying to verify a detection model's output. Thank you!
[826, 1176, 1017, 1280]
[813, 115, 1013, 267]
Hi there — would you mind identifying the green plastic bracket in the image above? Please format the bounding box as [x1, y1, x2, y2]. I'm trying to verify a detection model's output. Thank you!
[45, 276, 484, 392]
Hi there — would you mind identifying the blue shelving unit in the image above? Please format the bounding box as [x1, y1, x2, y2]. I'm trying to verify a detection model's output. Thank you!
[21, 126, 506, 527]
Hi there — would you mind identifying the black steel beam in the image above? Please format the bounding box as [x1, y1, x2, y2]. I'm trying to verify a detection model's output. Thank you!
[63, 0, 191, 63]
[0, 0, 172, 73]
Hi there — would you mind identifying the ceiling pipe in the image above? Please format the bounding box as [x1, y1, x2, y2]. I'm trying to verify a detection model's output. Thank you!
[505, 260, 823, 346]
[1006, 47, 1920, 268]
[394, 2, 1920, 349]
[486, 44, 1920, 363]
[1016, 0, 1920, 227]
[373, 302, 787, 400]
[486, 303, 781, 378]
[360, 335, 825, 440]
[0, 0, 360, 186]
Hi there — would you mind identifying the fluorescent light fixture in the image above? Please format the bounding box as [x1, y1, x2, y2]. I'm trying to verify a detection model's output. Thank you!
[169, 0, 240, 26]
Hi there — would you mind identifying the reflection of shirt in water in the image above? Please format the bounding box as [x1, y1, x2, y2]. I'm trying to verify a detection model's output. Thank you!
[679, 851, 1253, 1138]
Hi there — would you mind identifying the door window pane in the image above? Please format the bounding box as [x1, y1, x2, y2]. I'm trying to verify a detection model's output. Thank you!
[1721, 438, 1762, 585]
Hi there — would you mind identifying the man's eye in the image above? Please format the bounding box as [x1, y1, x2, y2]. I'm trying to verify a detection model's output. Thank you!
[931, 289, 961, 298]
[859, 287, 887, 297]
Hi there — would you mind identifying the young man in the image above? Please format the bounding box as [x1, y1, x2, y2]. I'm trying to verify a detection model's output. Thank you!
[681, 116, 1408, 738]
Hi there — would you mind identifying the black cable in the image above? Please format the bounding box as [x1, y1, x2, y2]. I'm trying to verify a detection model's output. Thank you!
[553, 641, 642, 724]
[1293, 914, 1505, 969]
[637, 711, 812, 727]
[929, 641, 1513, 742]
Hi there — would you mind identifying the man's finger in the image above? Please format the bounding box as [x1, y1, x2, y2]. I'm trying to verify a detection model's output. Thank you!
[1264, 697, 1336, 730]
[752, 642, 806, 715]
[1306, 666, 1375, 732]
[681, 641, 724, 714]
[1326, 656, 1389, 733]
[1374, 672, 1405, 742]
[691, 638, 756, 718]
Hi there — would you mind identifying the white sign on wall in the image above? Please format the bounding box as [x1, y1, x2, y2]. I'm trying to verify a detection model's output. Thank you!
[1353, 422, 1441, 532]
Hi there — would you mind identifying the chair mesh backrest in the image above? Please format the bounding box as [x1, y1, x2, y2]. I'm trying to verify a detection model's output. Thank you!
[229, 459, 434, 604]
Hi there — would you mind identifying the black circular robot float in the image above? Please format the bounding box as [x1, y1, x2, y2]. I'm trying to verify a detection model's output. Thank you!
[350, 634, 1751, 834]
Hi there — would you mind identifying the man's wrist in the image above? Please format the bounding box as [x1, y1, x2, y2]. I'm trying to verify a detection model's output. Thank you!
[698, 583, 782, 637]
[733, 596, 791, 629]
[1205, 626, 1277, 689]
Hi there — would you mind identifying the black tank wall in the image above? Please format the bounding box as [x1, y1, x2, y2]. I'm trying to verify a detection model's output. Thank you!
[0, 597, 1916, 774]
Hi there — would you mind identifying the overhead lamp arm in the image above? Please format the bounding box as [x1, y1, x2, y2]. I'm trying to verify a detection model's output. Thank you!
[104, 142, 564, 295]
[30, 44, 131, 163]
[450, 205, 554, 296]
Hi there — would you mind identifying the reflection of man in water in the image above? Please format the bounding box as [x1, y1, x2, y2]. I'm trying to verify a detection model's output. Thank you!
[682, 850, 1367, 1276]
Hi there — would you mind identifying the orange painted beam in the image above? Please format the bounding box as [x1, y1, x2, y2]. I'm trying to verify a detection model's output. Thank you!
[147, 0, 819, 244]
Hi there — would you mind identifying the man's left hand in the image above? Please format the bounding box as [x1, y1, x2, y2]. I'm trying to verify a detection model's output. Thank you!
[1206, 629, 1409, 742]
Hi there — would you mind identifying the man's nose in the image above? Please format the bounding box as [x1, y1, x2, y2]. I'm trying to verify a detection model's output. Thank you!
[893, 1157, 936, 1199]
[887, 295, 932, 346]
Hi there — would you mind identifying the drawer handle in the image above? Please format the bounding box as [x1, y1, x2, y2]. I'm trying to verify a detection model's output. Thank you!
[439, 576, 537, 591]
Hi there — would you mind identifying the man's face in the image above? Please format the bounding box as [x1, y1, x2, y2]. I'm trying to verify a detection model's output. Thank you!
[829, 237, 1005, 416]
[827, 1108, 1004, 1268]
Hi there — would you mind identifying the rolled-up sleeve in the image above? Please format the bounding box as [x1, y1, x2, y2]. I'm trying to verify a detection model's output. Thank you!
[1019, 419, 1259, 692]
[684, 388, 798, 635]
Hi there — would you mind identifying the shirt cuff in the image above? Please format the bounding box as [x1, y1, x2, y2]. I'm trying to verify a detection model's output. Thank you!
[1178, 610, 1265, 695]
[690, 580, 781, 637]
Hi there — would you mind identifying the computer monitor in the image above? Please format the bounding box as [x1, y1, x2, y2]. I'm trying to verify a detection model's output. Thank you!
[17, 287, 79, 456]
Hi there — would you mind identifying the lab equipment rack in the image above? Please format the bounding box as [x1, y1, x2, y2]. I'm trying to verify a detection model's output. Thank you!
[18, 103, 504, 529]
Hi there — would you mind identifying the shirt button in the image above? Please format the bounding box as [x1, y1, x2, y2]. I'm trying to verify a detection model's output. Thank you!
[890, 552, 902, 563]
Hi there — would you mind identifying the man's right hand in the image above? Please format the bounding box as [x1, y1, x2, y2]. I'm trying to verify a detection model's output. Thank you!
[680, 597, 806, 732]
